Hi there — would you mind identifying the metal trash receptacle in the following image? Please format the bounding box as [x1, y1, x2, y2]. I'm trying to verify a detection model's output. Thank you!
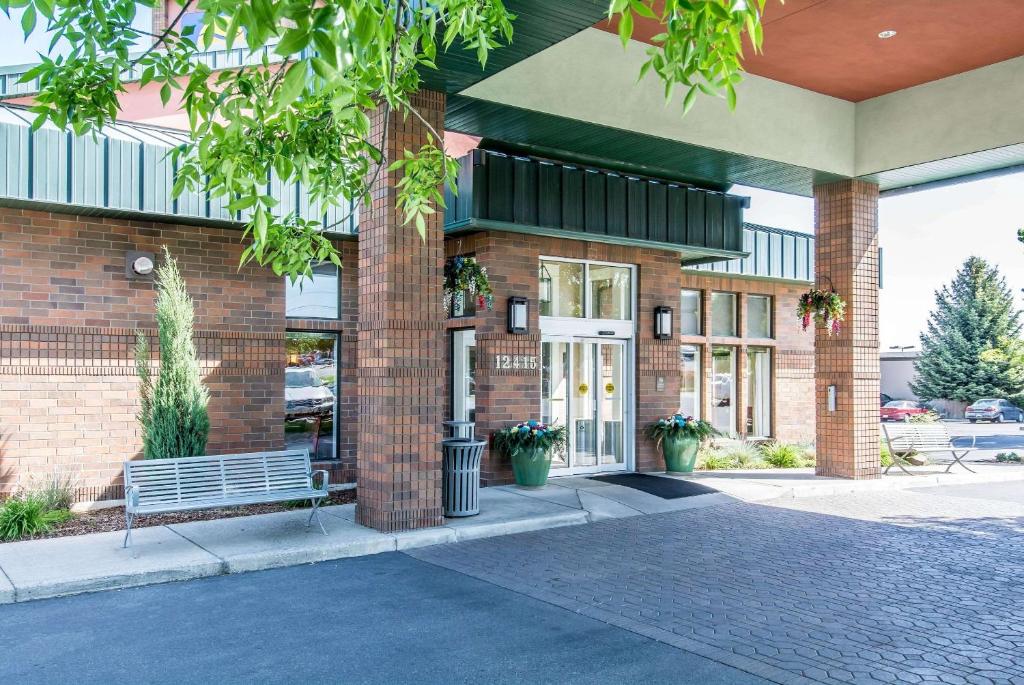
[441, 438, 485, 517]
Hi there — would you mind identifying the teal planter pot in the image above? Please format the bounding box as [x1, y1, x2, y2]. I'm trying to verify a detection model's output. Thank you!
[511, 445, 553, 487]
[662, 435, 699, 473]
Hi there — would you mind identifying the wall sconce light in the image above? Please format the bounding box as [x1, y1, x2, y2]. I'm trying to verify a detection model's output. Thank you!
[126, 250, 155, 280]
[538, 264, 553, 310]
[654, 306, 673, 340]
[507, 296, 529, 334]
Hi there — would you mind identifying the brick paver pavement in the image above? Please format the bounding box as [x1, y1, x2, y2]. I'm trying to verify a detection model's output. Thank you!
[408, 488, 1024, 685]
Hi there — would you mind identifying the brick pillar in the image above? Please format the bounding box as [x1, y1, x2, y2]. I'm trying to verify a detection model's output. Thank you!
[813, 180, 880, 479]
[356, 91, 446, 531]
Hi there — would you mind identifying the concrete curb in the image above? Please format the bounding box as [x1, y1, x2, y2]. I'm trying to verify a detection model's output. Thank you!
[0, 501, 590, 604]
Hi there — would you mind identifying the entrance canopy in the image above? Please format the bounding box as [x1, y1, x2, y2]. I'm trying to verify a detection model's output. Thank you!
[444, 1, 1024, 197]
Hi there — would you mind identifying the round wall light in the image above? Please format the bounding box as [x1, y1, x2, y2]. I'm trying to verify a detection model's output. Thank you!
[132, 255, 155, 276]
[878, 30, 897, 39]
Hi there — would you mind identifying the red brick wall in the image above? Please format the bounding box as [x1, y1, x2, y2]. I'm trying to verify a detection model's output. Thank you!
[443, 236, 817, 483]
[0, 207, 292, 501]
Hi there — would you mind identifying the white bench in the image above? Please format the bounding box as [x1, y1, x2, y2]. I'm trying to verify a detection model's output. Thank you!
[881, 423, 975, 475]
[123, 449, 329, 547]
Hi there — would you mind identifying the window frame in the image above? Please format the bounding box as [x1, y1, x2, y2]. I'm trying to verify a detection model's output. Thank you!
[710, 291, 738, 338]
[285, 261, 342, 321]
[680, 289, 703, 336]
[680, 344, 702, 420]
[746, 294, 774, 339]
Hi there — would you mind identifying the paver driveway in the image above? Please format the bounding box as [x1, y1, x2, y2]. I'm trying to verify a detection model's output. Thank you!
[410, 483, 1024, 685]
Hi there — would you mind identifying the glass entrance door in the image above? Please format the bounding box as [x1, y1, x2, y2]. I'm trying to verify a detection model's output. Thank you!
[542, 338, 628, 475]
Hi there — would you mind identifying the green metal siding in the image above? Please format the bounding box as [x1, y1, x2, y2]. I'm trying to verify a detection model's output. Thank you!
[444, 149, 748, 258]
[689, 223, 814, 283]
[0, 105, 357, 234]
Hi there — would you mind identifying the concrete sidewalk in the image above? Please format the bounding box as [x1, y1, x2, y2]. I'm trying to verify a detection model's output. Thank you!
[665, 462, 1024, 502]
[2, 464, 1022, 604]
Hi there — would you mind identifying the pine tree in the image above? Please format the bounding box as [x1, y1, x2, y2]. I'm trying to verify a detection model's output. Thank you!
[912, 257, 1022, 403]
[134, 247, 210, 459]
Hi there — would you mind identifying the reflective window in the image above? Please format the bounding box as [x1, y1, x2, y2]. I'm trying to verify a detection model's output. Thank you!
[747, 348, 771, 437]
[747, 295, 772, 339]
[285, 262, 339, 319]
[589, 265, 631, 321]
[452, 330, 477, 423]
[681, 289, 702, 336]
[541, 340, 571, 469]
[680, 345, 701, 419]
[711, 346, 736, 436]
[539, 260, 584, 318]
[285, 332, 337, 460]
[711, 292, 737, 337]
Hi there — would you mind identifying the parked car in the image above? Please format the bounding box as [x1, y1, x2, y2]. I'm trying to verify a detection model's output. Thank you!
[285, 367, 335, 419]
[880, 393, 893, 406]
[880, 400, 930, 422]
[965, 398, 1024, 423]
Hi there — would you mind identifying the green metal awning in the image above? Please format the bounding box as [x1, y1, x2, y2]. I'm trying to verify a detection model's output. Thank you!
[444, 148, 750, 264]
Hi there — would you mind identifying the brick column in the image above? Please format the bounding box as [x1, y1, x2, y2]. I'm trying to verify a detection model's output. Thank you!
[356, 91, 446, 531]
[813, 180, 880, 479]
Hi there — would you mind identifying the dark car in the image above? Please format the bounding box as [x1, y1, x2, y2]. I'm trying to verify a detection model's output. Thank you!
[880, 400, 929, 422]
[965, 398, 1024, 423]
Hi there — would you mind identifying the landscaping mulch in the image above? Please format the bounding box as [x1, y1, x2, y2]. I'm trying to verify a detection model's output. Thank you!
[14, 489, 357, 543]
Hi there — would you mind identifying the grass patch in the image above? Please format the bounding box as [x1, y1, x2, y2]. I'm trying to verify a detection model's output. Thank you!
[0, 495, 72, 542]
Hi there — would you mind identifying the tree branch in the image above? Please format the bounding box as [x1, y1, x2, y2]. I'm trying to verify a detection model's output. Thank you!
[131, 0, 192, 67]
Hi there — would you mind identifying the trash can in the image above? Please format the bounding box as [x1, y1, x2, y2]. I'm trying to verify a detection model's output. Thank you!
[441, 437, 485, 517]
[443, 420, 475, 440]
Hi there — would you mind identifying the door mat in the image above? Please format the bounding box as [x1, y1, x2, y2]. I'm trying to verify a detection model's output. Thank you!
[588, 473, 719, 499]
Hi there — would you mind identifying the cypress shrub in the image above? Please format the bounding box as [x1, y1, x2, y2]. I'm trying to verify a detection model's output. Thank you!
[135, 247, 210, 459]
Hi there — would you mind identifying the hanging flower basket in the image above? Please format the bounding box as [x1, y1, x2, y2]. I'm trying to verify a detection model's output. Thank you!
[797, 288, 846, 336]
[443, 256, 494, 316]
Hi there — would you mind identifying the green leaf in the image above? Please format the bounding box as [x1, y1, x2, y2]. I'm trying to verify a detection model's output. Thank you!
[618, 10, 633, 48]
[160, 83, 171, 106]
[682, 85, 698, 115]
[20, 4, 35, 36]
[275, 61, 307, 110]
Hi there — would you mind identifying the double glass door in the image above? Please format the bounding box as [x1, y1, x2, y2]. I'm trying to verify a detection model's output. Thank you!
[541, 338, 628, 474]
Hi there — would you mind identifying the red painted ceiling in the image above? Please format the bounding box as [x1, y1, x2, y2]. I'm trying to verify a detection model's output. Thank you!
[597, 0, 1024, 102]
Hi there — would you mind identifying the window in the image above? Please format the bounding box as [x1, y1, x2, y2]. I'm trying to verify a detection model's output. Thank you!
[746, 348, 771, 437]
[539, 260, 584, 318]
[747, 295, 772, 339]
[589, 265, 631, 320]
[452, 330, 477, 424]
[711, 292, 737, 337]
[285, 332, 338, 460]
[680, 290, 702, 336]
[711, 346, 736, 436]
[680, 345, 701, 419]
[539, 259, 633, 321]
[285, 262, 339, 319]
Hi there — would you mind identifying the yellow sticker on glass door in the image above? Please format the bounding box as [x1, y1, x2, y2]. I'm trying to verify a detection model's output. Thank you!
[577, 383, 589, 395]
[605, 383, 615, 394]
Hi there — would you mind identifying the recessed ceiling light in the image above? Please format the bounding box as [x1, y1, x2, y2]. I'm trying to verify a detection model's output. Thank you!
[878, 30, 897, 39]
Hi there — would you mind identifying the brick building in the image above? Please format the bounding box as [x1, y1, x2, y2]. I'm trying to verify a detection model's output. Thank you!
[3, 1, 1020, 532]
[0, 102, 815, 509]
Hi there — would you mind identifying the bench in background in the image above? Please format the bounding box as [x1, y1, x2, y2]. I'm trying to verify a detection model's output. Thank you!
[881, 423, 975, 475]
[123, 449, 329, 547]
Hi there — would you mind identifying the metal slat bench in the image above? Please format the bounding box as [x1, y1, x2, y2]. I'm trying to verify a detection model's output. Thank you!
[123, 449, 329, 547]
[881, 423, 975, 475]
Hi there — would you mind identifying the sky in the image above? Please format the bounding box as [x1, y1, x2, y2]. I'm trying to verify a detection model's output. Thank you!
[737, 173, 1024, 350]
[3, 12, 1023, 351]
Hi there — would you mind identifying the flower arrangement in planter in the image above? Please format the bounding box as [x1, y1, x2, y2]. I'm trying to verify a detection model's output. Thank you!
[645, 414, 717, 473]
[796, 288, 846, 336]
[492, 420, 567, 487]
[443, 256, 494, 316]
